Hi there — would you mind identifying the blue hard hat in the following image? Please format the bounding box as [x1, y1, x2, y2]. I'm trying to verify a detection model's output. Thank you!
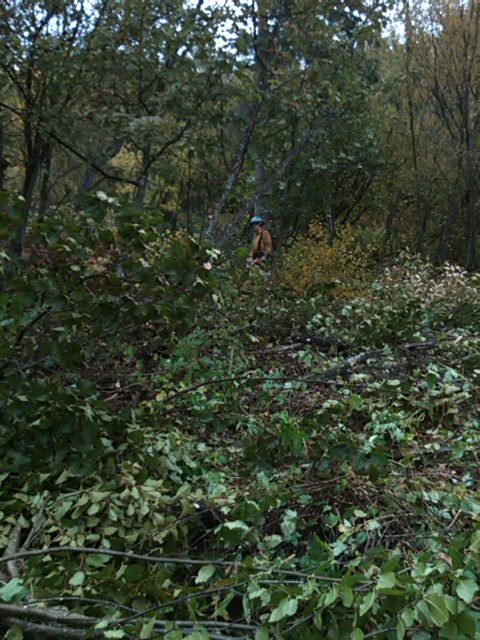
[250, 215, 265, 225]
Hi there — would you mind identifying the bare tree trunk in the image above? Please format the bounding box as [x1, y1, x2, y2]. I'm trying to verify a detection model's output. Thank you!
[0, 117, 5, 191]
[254, 160, 268, 216]
[76, 137, 125, 202]
[11, 145, 45, 257]
[218, 115, 322, 247]
[38, 144, 51, 221]
[327, 194, 335, 244]
[134, 143, 152, 209]
[435, 199, 459, 264]
[464, 151, 477, 269]
[405, 0, 427, 255]
[204, 102, 261, 240]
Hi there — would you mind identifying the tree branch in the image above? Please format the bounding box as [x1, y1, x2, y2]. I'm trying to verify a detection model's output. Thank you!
[205, 101, 262, 240]
[218, 113, 323, 246]
[50, 132, 138, 186]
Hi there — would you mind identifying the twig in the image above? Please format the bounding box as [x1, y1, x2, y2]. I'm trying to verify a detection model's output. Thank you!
[0, 545, 346, 586]
[283, 613, 315, 636]
[27, 595, 136, 613]
[364, 625, 397, 638]
[447, 508, 462, 530]
[22, 495, 50, 551]
[308, 348, 386, 381]
[0, 545, 232, 568]
[157, 340, 433, 403]
[0, 603, 96, 624]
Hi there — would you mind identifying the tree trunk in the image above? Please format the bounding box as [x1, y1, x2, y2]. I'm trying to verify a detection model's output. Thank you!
[76, 137, 125, 203]
[134, 143, 152, 209]
[11, 146, 45, 257]
[218, 114, 322, 248]
[435, 199, 459, 265]
[204, 102, 261, 240]
[38, 144, 51, 221]
[0, 117, 6, 191]
[464, 155, 477, 269]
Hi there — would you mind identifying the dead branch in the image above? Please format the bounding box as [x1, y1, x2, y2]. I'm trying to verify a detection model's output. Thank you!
[5, 522, 22, 579]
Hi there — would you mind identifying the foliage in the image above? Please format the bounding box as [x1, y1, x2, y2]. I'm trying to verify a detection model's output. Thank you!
[0, 200, 478, 639]
[280, 221, 376, 298]
[0, 190, 215, 475]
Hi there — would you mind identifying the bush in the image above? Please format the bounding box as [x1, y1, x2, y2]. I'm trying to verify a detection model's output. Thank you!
[280, 221, 376, 298]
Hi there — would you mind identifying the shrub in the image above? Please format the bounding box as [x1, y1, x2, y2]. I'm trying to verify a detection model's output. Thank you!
[280, 221, 376, 298]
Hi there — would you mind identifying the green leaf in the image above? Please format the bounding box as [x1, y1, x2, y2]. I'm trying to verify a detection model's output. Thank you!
[68, 570, 86, 587]
[255, 625, 269, 640]
[351, 629, 364, 640]
[104, 631, 126, 639]
[415, 600, 433, 626]
[455, 578, 477, 603]
[139, 615, 157, 639]
[123, 564, 144, 582]
[401, 608, 415, 627]
[455, 610, 476, 635]
[341, 583, 354, 607]
[0, 578, 28, 602]
[377, 572, 396, 590]
[348, 394, 363, 409]
[425, 593, 449, 627]
[186, 631, 210, 640]
[359, 591, 376, 617]
[396, 618, 406, 640]
[324, 585, 340, 606]
[195, 564, 216, 584]
[223, 518, 249, 529]
[439, 618, 458, 639]
[269, 597, 298, 623]
[86, 553, 111, 568]
[4, 624, 24, 639]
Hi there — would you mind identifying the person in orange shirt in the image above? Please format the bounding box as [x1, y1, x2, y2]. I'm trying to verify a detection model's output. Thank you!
[249, 215, 273, 267]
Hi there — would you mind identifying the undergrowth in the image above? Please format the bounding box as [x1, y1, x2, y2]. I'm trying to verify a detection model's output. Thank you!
[0, 195, 479, 639]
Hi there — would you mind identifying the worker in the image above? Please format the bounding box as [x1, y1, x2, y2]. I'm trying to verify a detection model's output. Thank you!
[249, 215, 273, 268]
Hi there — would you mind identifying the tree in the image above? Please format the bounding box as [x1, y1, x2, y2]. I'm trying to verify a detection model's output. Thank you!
[380, 0, 480, 268]
[0, 0, 242, 248]
[208, 0, 392, 247]
[425, 0, 480, 269]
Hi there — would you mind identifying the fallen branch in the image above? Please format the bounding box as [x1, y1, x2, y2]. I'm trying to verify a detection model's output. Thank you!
[312, 348, 389, 380]
[0, 602, 257, 638]
[0, 545, 343, 583]
[0, 603, 95, 625]
[5, 522, 22, 579]
[22, 495, 50, 552]
[2, 618, 98, 639]
[0, 545, 232, 569]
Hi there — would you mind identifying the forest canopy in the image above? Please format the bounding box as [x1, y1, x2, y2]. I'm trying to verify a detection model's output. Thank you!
[1, 0, 479, 266]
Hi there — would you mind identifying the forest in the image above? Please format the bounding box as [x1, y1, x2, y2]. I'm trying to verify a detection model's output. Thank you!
[0, 0, 479, 638]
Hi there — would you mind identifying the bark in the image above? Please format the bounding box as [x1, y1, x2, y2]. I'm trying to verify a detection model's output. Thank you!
[0, 116, 5, 191]
[10, 144, 46, 257]
[76, 137, 125, 201]
[38, 143, 51, 220]
[435, 199, 459, 264]
[464, 154, 477, 269]
[204, 101, 261, 240]
[405, 1, 427, 255]
[134, 142, 152, 209]
[217, 115, 323, 247]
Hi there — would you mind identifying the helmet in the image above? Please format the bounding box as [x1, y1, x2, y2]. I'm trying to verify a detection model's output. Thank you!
[250, 215, 265, 225]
